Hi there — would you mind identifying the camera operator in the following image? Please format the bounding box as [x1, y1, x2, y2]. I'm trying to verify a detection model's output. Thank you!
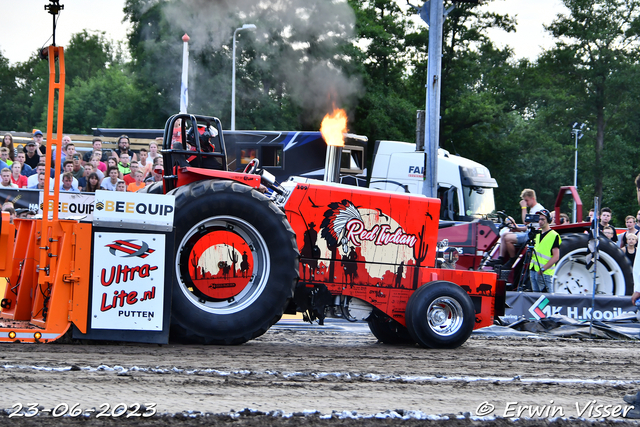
[498, 188, 546, 265]
[529, 209, 561, 293]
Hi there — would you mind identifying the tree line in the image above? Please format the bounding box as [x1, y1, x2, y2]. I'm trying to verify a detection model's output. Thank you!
[0, 0, 639, 225]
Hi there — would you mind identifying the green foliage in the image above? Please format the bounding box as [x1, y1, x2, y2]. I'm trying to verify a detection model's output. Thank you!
[348, 0, 417, 143]
[63, 65, 164, 134]
[541, 0, 640, 213]
[403, 1, 524, 214]
[12, 54, 50, 132]
[1, 0, 640, 224]
[0, 51, 21, 131]
[65, 30, 115, 85]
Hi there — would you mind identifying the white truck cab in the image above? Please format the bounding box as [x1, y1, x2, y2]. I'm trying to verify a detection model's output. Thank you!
[369, 140, 498, 221]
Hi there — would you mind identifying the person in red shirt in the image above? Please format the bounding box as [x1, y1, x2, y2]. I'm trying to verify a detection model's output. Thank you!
[10, 162, 28, 188]
[127, 170, 146, 192]
[123, 161, 140, 185]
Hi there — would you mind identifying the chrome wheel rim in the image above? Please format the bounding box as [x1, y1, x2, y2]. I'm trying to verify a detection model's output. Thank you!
[176, 216, 270, 314]
[426, 297, 464, 337]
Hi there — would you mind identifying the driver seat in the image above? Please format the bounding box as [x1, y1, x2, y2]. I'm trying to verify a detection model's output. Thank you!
[170, 142, 190, 168]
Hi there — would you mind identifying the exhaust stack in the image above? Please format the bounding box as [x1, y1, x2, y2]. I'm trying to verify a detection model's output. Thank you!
[320, 108, 347, 183]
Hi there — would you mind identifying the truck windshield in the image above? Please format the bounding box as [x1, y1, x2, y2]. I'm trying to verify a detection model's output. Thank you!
[463, 186, 495, 217]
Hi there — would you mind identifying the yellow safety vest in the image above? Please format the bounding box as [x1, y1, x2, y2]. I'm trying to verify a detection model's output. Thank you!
[530, 230, 561, 276]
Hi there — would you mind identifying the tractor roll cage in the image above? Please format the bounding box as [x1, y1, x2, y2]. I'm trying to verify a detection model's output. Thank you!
[161, 114, 229, 192]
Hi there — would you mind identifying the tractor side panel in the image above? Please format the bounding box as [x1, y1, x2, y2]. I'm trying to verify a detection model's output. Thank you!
[284, 183, 497, 328]
[285, 182, 440, 288]
[285, 182, 441, 322]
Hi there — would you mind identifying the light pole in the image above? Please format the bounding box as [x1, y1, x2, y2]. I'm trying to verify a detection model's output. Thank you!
[231, 24, 256, 130]
[571, 122, 585, 222]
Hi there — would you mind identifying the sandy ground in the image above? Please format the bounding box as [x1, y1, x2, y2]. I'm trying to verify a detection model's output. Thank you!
[2, 320, 640, 426]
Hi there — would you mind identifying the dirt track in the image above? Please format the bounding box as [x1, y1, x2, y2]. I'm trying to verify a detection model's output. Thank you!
[2, 322, 640, 426]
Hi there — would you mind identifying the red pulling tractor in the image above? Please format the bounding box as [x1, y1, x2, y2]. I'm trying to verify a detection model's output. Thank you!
[0, 40, 500, 349]
[136, 112, 503, 348]
[0, 112, 502, 349]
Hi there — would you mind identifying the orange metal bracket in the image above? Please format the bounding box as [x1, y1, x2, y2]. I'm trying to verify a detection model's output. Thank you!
[0, 45, 94, 343]
[0, 212, 15, 276]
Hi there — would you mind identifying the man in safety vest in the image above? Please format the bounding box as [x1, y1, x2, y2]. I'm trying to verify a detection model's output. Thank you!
[529, 209, 561, 293]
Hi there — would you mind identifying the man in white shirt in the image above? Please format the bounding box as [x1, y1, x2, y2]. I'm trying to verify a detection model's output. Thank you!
[27, 163, 46, 187]
[101, 167, 120, 191]
[625, 176, 640, 416]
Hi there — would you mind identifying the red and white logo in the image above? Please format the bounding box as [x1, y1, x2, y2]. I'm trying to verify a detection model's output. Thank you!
[106, 240, 155, 258]
[321, 200, 416, 254]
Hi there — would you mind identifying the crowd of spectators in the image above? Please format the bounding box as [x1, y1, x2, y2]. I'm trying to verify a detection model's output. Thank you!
[0, 132, 165, 193]
[582, 206, 640, 260]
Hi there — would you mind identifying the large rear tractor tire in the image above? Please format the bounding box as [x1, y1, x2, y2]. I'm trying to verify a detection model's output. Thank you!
[405, 281, 475, 349]
[367, 310, 414, 345]
[138, 181, 163, 194]
[169, 180, 299, 345]
[553, 233, 632, 296]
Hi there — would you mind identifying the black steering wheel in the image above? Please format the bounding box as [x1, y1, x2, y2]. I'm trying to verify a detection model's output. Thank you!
[243, 158, 259, 174]
[495, 211, 516, 231]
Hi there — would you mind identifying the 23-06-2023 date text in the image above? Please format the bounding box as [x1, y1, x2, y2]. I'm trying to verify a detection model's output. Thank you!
[8, 402, 157, 418]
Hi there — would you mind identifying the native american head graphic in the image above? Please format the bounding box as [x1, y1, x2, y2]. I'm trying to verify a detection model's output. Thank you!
[320, 199, 362, 255]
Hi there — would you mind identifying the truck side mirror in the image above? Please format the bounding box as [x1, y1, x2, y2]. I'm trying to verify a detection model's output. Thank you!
[439, 186, 457, 221]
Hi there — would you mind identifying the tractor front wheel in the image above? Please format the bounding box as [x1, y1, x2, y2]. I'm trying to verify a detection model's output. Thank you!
[405, 281, 475, 349]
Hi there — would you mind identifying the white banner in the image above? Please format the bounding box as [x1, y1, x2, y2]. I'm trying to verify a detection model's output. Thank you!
[93, 190, 175, 227]
[91, 232, 165, 331]
[38, 192, 95, 220]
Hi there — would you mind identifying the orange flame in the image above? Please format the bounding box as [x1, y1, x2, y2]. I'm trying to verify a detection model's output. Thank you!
[320, 108, 347, 147]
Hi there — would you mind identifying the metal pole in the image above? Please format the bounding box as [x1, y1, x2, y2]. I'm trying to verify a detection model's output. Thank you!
[180, 34, 190, 114]
[422, 0, 444, 199]
[573, 131, 578, 222]
[52, 11, 56, 46]
[571, 123, 584, 222]
[416, 110, 426, 151]
[231, 28, 239, 131]
[231, 24, 256, 130]
[590, 196, 599, 338]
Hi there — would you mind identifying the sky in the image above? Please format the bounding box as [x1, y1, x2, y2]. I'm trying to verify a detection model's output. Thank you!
[482, 0, 568, 59]
[0, 0, 567, 65]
